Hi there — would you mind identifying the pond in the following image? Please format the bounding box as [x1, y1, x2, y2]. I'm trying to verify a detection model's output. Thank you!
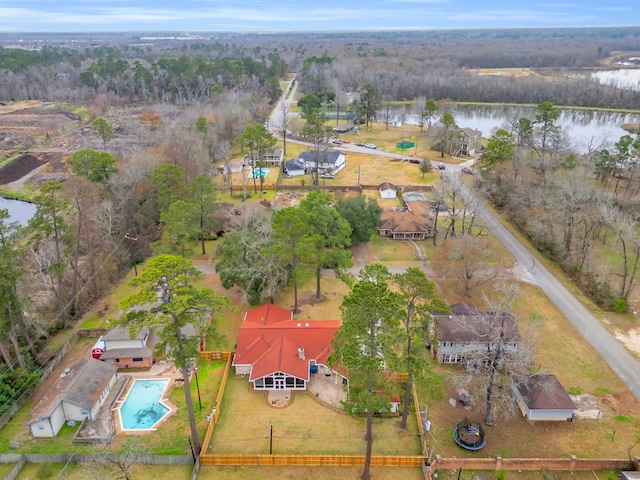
[0, 197, 36, 225]
[395, 103, 640, 152]
[566, 68, 640, 90]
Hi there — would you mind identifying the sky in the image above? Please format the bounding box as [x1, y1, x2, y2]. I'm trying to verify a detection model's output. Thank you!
[0, 0, 637, 32]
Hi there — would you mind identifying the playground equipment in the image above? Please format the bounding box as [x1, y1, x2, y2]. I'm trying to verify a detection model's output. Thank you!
[453, 418, 486, 451]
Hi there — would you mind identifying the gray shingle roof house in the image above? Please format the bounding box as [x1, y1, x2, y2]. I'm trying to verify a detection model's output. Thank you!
[299, 150, 346, 174]
[284, 159, 306, 176]
[98, 326, 156, 368]
[27, 359, 118, 437]
[512, 374, 577, 421]
[432, 302, 520, 364]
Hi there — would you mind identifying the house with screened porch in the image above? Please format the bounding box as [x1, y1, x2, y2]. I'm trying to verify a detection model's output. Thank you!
[232, 304, 345, 391]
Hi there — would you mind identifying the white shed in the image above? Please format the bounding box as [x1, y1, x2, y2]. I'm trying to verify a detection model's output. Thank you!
[512, 374, 576, 421]
[379, 182, 397, 199]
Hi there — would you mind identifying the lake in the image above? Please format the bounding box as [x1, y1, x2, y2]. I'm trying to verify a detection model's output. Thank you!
[0, 197, 36, 225]
[395, 103, 640, 152]
[567, 68, 640, 90]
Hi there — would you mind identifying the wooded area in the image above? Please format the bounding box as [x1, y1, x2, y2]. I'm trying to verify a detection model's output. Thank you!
[1, 26, 640, 436]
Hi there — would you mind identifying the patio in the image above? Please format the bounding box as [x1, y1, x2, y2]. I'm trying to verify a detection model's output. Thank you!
[307, 370, 347, 409]
[264, 370, 347, 410]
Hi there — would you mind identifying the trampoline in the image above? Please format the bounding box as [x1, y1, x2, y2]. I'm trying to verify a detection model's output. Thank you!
[453, 418, 486, 451]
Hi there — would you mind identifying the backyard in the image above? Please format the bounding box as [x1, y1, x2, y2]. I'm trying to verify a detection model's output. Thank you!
[208, 376, 422, 456]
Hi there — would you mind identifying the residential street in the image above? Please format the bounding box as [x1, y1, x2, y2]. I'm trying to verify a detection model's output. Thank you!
[269, 79, 640, 401]
[454, 167, 640, 401]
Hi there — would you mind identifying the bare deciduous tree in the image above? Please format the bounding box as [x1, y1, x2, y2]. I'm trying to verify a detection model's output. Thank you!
[450, 283, 535, 426]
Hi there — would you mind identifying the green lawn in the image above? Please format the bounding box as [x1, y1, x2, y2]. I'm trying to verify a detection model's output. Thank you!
[1, 360, 226, 456]
[15, 462, 193, 480]
[209, 376, 422, 456]
[199, 466, 425, 480]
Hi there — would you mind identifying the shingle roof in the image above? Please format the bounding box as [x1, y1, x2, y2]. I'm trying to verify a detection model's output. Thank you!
[299, 150, 343, 165]
[459, 127, 482, 138]
[379, 201, 433, 234]
[103, 326, 149, 342]
[433, 303, 521, 343]
[379, 182, 397, 191]
[28, 359, 117, 424]
[99, 346, 153, 360]
[512, 374, 577, 411]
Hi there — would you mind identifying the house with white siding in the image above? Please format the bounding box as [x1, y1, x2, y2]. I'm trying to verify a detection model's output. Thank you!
[27, 359, 118, 437]
[432, 302, 520, 364]
[299, 149, 346, 175]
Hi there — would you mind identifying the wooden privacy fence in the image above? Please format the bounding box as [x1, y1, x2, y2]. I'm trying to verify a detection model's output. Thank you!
[231, 184, 278, 191]
[199, 351, 231, 361]
[199, 454, 425, 467]
[0, 328, 107, 431]
[412, 383, 430, 460]
[429, 455, 634, 473]
[200, 352, 233, 452]
[194, 354, 638, 477]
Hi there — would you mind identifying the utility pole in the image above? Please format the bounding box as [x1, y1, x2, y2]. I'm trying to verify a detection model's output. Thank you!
[269, 424, 273, 454]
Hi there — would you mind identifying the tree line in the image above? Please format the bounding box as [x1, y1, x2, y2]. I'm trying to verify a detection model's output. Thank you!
[0, 46, 286, 106]
[478, 102, 640, 311]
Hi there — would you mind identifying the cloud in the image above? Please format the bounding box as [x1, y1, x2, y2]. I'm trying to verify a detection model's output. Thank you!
[0, 0, 635, 31]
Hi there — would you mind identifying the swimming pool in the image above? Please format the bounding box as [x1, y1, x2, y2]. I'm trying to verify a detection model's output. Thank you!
[118, 379, 171, 430]
[248, 167, 270, 178]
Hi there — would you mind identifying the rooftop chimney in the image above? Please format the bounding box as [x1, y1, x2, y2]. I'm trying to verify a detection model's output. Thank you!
[298, 347, 305, 360]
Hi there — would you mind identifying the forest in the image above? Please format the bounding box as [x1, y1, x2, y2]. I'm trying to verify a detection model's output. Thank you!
[0, 26, 639, 425]
[1, 26, 640, 107]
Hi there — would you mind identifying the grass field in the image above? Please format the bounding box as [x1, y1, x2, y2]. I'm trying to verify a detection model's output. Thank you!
[14, 462, 193, 480]
[198, 466, 425, 480]
[423, 279, 640, 460]
[209, 376, 422, 456]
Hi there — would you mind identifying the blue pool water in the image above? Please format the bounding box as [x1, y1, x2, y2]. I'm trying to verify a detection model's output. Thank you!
[119, 379, 171, 430]
[248, 167, 270, 178]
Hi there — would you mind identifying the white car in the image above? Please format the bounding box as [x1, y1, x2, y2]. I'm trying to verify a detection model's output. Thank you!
[364, 143, 377, 149]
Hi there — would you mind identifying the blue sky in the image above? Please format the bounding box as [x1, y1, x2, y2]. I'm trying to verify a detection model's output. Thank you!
[0, 0, 637, 32]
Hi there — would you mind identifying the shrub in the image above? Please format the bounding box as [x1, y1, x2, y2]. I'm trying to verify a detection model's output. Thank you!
[37, 464, 55, 479]
[613, 298, 627, 313]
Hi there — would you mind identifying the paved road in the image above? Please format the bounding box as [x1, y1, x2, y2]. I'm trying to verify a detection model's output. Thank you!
[268, 79, 640, 399]
[451, 164, 640, 400]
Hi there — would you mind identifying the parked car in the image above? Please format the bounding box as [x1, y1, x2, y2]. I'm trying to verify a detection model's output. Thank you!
[364, 143, 377, 149]
[437, 162, 446, 170]
[331, 139, 344, 145]
[461, 167, 474, 174]
[321, 173, 335, 179]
